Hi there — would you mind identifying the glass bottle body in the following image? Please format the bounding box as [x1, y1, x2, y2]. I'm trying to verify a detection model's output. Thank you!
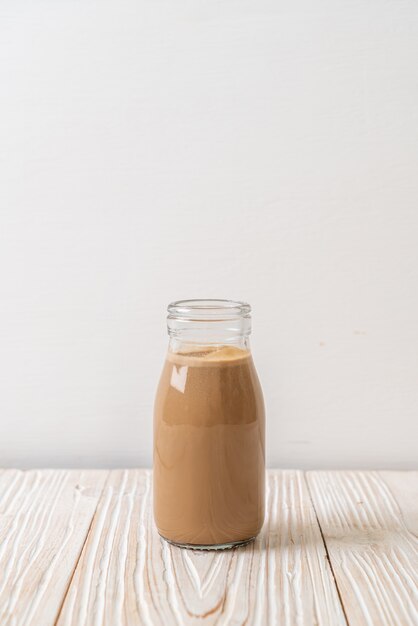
[153, 300, 265, 549]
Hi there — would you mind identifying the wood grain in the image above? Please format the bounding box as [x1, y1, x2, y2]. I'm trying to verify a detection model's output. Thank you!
[1, 469, 416, 625]
[0, 469, 107, 626]
[307, 471, 418, 626]
[57, 469, 345, 626]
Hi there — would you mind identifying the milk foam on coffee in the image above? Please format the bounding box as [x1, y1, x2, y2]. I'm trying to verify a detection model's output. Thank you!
[154, 345, 265, 547]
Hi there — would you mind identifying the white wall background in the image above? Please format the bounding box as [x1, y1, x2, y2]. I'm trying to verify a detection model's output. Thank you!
[1, 0, 417, 469]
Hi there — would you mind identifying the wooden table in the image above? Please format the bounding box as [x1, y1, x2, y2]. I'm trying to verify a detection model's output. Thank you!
[0, 470, 416, 625]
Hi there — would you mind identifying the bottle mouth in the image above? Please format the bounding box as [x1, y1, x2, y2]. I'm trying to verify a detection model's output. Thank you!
[167, 299, 251, 321]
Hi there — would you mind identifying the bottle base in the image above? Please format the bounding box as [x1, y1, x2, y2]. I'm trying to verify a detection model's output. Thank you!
[159, 534, 256, 551]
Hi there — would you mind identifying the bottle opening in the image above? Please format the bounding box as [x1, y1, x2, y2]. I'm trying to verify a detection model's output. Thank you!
[168, 299, 251, 321]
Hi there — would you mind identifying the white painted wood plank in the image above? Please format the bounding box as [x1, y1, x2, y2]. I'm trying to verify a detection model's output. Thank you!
[0, 469, 107, 626]
[57, 469, 345, 626]
[307, 471, 418, 626]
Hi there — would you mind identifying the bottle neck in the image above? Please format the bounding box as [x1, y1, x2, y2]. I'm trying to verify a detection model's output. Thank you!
[166, 299, 252, 351]
[168, 334, 250, 353]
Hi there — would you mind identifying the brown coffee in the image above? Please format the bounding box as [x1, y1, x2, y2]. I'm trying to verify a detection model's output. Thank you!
[153, 345, 265, 547]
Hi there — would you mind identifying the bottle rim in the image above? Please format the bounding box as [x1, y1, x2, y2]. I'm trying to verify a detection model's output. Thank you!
[167, 299, 251, 320]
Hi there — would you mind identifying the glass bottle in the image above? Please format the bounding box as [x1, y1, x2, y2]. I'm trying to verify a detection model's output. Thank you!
[153, 299, 265, 549]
